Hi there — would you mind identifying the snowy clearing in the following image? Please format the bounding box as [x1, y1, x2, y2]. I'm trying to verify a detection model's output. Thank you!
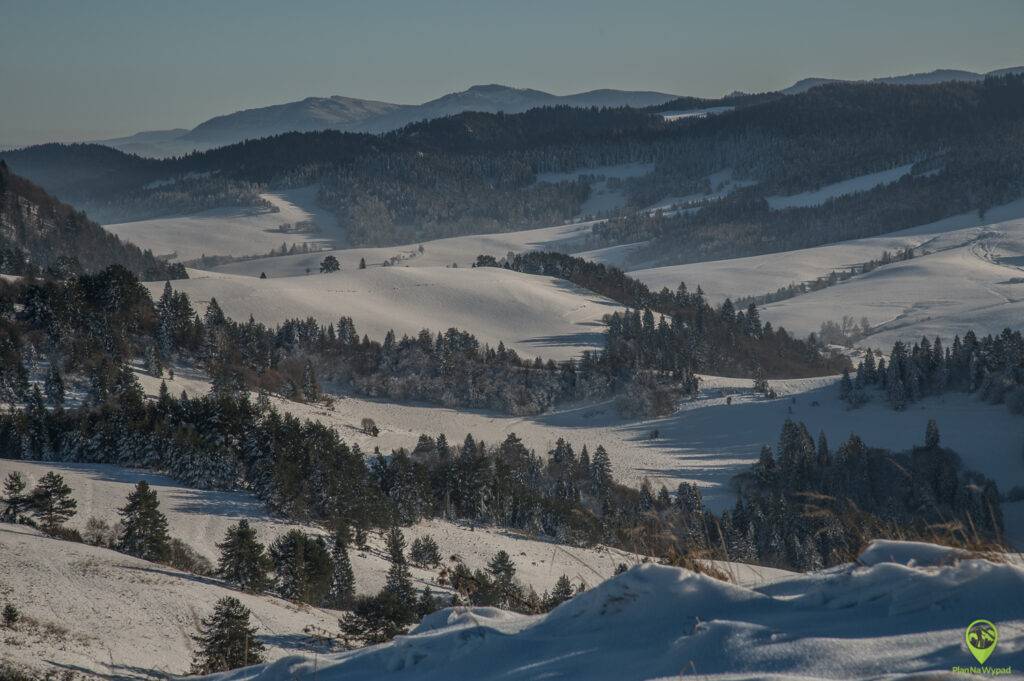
[146, 266, 622, 362]
[766, 164, 914, 210]
[105, 186, 340, 261]
[204, 541, 1024, 681]
[211, 221, 596, 278]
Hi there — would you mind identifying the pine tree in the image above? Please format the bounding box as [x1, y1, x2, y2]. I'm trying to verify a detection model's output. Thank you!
[416, 586, 439, 617]
[487, 550, 522, 609]
[216, 520, 270, 592]
[44, 363, 65, 406]
[2, 603, 18, 628]
[320, 255, 341, 273]
[925, 419, 941, 449]
[409, 535, 441, 568]
[546, 575, 574, 609]
[117, 481, 171, 561]
[590, 446, 613, 498]
[269, 530, 333, 604]
[1, 471, 29, 522]
[302, 360, 319, 401]
[30, 471, 77, 534]
[327, 527, 355, 608]
[383, 527, 416, 604]
[358, 258, 366, 270]
[190, 596, 266, 674]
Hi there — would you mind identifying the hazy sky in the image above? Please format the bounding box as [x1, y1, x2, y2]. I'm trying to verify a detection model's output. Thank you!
[2, 0, 1022, 146]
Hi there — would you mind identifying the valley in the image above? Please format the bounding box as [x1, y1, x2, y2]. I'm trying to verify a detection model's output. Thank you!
[2, 19, 1024, 678]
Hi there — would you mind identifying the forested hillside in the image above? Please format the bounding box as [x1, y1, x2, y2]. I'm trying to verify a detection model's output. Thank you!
[4, 76, 1024, 253]
[0, 162, 186, 280]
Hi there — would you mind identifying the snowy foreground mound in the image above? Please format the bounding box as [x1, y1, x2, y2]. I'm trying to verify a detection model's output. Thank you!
[206, 541, 1024, 681]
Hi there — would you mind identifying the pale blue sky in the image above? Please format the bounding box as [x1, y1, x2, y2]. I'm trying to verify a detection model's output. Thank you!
[1, 0, 1022, 146]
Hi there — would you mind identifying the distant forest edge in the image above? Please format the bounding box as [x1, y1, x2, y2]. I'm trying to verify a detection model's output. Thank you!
[2, 76, 1023, 255]
[0, 163, 186, 281]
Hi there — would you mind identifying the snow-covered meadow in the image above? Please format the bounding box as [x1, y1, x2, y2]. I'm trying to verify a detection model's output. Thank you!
[105, 187, 341, 261]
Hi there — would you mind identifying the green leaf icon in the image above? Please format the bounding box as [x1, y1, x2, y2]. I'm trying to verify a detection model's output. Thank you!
[965, 619, 998, 665]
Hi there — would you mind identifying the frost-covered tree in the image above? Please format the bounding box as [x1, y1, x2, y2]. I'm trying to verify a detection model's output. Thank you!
[190, 596, 265, 674]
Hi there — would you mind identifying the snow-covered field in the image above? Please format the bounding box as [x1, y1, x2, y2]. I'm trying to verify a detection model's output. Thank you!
[146, 266, 622, 362]
[211, 221, 595, 278]
[204, 540, 1024, 681]
[105, 187, 341, 261]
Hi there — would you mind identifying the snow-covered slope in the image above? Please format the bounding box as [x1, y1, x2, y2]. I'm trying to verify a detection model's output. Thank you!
[211, 221, 595, 278]
[0, 524, 345, 678]
[204, 541, 1024, 681]
[147, 266, 622, 362]
[629, 199, 1024, 348]
[0, 459, 647, 600]
[105, 186, 340, 261]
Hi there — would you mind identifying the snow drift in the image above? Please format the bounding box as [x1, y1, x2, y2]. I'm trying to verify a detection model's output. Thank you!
[202, 541, 1024, 680]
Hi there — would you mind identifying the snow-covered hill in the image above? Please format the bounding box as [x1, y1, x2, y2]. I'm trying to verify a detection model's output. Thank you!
[202, 540, 1024, 681]
[147, 266, 622, 362]
[0, 524, 345, 678]
[0, 459, 651, 599]
[630, 199, 1024, 347]
[105, 186, 341, 262]
[211, 221, 596, 277]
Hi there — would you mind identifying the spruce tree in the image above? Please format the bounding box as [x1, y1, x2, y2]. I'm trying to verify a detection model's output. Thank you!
[925, 419, 941, 449]
[30, 471, 77, 534]
[44, 363, 65, 406]
[190, 596, 266, 674]
[327, 527, 356, 608]
[383, 527, 416, 604]
[216, 520, 270, 592]
[487, 550, 522, 609]
[1, 472, 29, 523]
[2, 603, 18, 628]
[117, 481, 171, 562]
[546, 575, 575, 610]
[409, 535, 441, 568]
[269, 530, 333, 604]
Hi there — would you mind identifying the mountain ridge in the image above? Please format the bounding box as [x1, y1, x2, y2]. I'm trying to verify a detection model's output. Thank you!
[93, 85, 680, 157]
